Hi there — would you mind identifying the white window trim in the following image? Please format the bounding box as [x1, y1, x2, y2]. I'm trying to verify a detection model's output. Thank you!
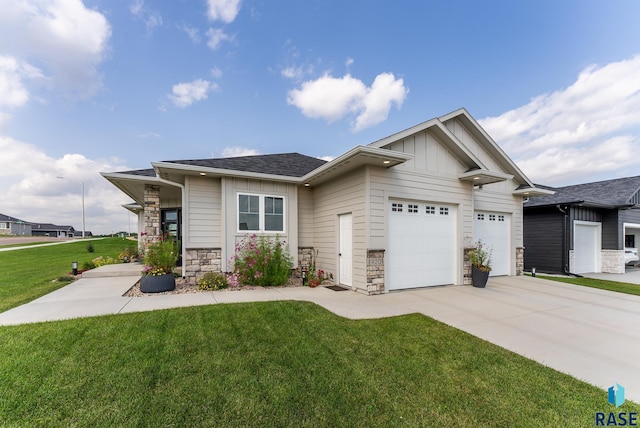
[237, 192, 286, 233]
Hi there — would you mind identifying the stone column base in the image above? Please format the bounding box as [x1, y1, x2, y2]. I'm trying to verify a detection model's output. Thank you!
[366, 249, 385, 294]
[185, 248, 222, 283]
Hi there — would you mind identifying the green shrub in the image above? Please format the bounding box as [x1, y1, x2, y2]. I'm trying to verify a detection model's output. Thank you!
[142, 238, 179, 276]
[118, 246, 139, 263]
[56, 275, 75, 283]
[197, 272, 228, 290]
[86, 244, 95, 253]
[232, 234, 292, 286]
[92, 256, 119, 267]
[82, 260, 96, 271]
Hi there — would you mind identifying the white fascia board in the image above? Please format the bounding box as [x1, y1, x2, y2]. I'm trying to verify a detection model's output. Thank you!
[100, 171, 160, 182]
[458, 169, 513, 186]
[513, 187, 555, 197]
[300, 145, 412, 183]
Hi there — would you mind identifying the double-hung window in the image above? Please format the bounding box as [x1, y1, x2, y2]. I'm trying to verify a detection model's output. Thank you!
[238, 193, 285, 233]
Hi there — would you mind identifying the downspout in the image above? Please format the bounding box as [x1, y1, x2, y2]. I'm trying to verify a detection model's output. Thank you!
[156, 177, 186, 278]
[556, 204, 582, 277]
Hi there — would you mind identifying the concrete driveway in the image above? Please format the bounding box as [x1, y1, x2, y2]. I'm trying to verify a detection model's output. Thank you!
[1, 268, 639, 402]
[584, 266, 640, 284]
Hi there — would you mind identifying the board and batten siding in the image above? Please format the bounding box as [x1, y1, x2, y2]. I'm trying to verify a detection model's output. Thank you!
[222, 177, 299, 271]
[312, 167, 367, 290]
[185, 176, 222, 248]
[443, 118, 504, 173]
[523, 207, 564, 273]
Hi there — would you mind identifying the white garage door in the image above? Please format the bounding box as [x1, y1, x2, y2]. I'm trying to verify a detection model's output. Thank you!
[388, 200, 456, 290]
[574, 222, 600, 273]
[474, 212, 511, 276]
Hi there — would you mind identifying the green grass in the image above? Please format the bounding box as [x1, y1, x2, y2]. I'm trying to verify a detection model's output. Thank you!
[537, 274, 640, 296]
[0, 301, 633, 427]
[0, 237, 137, 313]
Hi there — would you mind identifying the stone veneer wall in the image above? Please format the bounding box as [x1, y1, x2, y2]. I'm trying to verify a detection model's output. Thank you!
[601, 250, 625, 274]
[142, 184, 161, 251]
[366, 249, 385, 294]
[298, 247, 315, 272]
[516, 247, 524, 276]
[185, 248, 222, 283]
[463, 247, 474, 285]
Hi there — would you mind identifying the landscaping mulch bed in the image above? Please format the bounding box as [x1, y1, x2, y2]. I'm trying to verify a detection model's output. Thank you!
[123, 275, 304, 297]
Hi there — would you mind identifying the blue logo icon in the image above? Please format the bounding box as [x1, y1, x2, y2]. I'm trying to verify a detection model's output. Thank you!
[608, 384, 625, 407]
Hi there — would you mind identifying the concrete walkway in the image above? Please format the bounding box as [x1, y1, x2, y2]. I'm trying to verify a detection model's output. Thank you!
[1, 265, 640, 402]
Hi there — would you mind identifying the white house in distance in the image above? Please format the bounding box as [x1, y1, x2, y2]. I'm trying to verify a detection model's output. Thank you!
[102, 108, 550, 294]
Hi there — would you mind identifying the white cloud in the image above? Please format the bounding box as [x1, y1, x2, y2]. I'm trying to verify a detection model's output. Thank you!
[479, 55, 640, 185]
[210, 67, 223, 79]
[0, 0, 111, 99]
[207, 0, 241, 23]
[220, 146, 260, 157]
[129, 0, 163, 33]
[0, 56, 45, 109]
[168, 79, 218, 108]
[353, 73, 408, 132]
[178, 23, 201, 44]
[206, 28, 232, 50]
[287, 72, 408, 131]
[281, 64, 315, 81]
[0, 135, 134, 234]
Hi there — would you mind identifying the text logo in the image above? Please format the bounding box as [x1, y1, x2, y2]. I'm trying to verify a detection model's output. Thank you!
[609, 384, 626, 408]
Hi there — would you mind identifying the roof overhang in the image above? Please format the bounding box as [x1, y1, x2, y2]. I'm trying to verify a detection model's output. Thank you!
[458, 169, 512, 186]
[301, 145, 412, 186]
[513, 187, 556, 197]
[122, 202, 143, 214]
[100, 171, 181, 204]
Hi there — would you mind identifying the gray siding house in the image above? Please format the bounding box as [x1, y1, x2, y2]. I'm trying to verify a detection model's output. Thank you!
[0, 214, 31, 236]
[103, 108, 549, 294]
[524, 176, 640, 275]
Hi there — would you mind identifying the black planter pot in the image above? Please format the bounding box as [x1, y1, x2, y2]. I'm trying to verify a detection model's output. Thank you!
[140, 273, 176, 293]
[471, 265, 490, 288]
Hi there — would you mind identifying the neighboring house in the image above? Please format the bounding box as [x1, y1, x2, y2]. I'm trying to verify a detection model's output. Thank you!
[523, 176, 640, 275]
[31, 223, 76, 238]
[0, 214, 32, 236]
[102, 108, 549, 294]
[73, 230, 93, 237]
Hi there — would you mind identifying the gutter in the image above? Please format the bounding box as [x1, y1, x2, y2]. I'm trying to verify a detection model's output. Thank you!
[556, 204, 582, 278]
[155, 176, 186, 279]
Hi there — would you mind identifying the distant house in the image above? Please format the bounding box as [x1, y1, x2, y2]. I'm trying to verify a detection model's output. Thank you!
[524, 176, 640, 275]
[0, 214, 32, 236]
[73, 230, 93, 237]
[31, 223, 76, 238]
[103, 108, 550, 294]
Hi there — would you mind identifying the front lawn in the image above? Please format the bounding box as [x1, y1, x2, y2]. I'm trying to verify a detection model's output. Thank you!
[0, 237, 137, 313]
[537, 274, 640, 296]
[0, 302, 634, 427]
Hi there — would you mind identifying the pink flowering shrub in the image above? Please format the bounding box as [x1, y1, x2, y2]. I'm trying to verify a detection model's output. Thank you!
[232, 234, 292, 286]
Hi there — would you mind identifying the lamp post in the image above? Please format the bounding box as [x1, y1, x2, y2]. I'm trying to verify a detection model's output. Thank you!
[57, 176, 85, 238]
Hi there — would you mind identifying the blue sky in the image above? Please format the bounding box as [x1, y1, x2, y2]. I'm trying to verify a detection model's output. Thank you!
[1, 0, 640, 234]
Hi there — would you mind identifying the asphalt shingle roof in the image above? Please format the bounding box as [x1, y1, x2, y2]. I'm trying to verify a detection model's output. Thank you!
[164, 153, 327, 178]
[525, 176, 640, 208]
[0, 214, 27, 222]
